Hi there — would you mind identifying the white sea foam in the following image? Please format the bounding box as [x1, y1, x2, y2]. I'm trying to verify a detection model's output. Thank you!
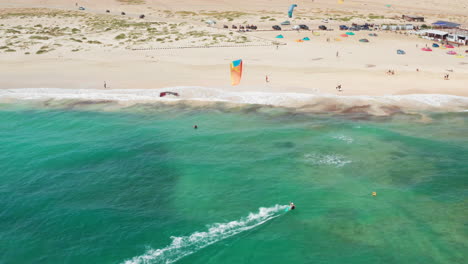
[1, 87, 468, 111]
[122, 204, 288, 264]
[331, 135, 354, 144]
[304, 153, 352, 167]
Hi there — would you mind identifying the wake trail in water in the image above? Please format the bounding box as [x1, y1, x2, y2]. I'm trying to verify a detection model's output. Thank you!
[123, 204, 288, 264]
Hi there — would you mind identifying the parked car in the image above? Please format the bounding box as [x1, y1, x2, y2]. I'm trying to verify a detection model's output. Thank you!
[281, 21, 291, 25]
[321, 19, 329, 23]
[272, 25, 282, 30]
[349, 26, 360, 31]
[318, 25, 327, 30]
[299, 24, 309, 30]
[339, 25, 349, 30]
[360, 25, 370, 30]
[78, 7, 85, 10]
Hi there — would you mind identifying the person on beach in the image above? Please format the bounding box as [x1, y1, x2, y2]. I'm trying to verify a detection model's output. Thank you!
[104, 81, 107, 88]
[336, 84, 342, 92]
[266, 75, 269, 83]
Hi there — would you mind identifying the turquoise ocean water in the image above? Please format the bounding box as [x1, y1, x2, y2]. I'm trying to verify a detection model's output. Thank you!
[0, 101, 467, 264]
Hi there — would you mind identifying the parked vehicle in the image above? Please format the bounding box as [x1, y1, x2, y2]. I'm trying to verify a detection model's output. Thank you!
[321, 19, 329, 23]
[281, 21, 291, 25]
[272, 25, 282, 30]
[299, 24, 309, 30]
[121, 12, 126, 15]
[318, 25, 327, 30]
[339, 25, 348, 30]
[349, 26, 360, 31]
[139, 14, 145, 19]
[78, 7, 85, 10]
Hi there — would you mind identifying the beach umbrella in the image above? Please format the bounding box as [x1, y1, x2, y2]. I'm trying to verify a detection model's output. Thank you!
[275, 34, 284, 39]
[205, 19, 216, 25]
[397, 49, 406, 55]
[445, 44, 454, 48]
[432, 43, 439, 48]
[421, 48, 432, 51]
[346, 32, 355, 35]
[340, 34, 348, 37]
[359, 38, 369, 42]
[295, 39, 304, 42]
[447, 51, 457, 55]
[302, 37, 310, 41]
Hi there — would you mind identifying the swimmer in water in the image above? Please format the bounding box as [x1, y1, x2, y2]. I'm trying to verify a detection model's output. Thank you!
[289, 202, 296, 210]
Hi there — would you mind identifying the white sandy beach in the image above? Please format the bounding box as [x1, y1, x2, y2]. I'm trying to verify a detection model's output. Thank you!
[0, 0, 467, 113]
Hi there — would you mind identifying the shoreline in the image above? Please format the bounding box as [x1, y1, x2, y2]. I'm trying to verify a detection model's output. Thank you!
[2, 87, 468, 116]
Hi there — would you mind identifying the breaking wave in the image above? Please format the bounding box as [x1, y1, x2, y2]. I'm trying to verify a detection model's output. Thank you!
[122, 204, 288, 264]
[1, 88, 468, 115]
[304, 153, 352, 167]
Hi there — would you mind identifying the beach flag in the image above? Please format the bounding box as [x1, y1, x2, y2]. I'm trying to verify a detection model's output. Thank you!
[230, 59, 243, 86]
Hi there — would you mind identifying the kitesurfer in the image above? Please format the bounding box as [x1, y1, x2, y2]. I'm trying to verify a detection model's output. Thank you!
[289, 202, 296, 210]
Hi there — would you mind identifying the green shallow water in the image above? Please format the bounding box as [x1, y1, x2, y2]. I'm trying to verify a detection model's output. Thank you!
[0, 102, 467, 264]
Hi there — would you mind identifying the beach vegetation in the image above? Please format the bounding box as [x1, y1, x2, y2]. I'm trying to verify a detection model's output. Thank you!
[269, 18, 276, 21]
[6, 29, 21, 34]
[0, 46, 8, 49]
[260, 16, 270, 20]
[34, 24, 42, 27]
[71, 49, 79, 52]
[421, 24, 429, 29]
[70, 37, 82, 42]
[25, 52, 30, 55]
[87, 40, 102, 44]
[29, 35, 49, 40]
[116, 0, 145, 4]
[72, 28, 80, 33]
[175, 11, 197, 16]
[115, 33, 126, 40]
[5, 48, 16, 52]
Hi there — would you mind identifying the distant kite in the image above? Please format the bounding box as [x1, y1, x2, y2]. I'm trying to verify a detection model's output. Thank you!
[230, 59, 243, 86]
[288, 4, 297, 18]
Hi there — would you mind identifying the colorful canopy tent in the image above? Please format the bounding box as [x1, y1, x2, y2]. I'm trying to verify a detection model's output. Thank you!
[230, 59, 243, 86]
[295, 39, 304, 42]
[302, 37, 310, 41]
[288, 4, 297, 18]
[340, 34, 348, 37]
[346, 32, 355, 35]
[397, 49, 406, 55]
[447, 51, 457, 55]
[385, 4, 392, 8]
[432, 43, 439, 48]
[275, 34, 284, 38]
[359, 38, 369, 42]
[445, 44, 454, 48]
[421, 48, 432, 51]
[432, 21, 461, 28]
